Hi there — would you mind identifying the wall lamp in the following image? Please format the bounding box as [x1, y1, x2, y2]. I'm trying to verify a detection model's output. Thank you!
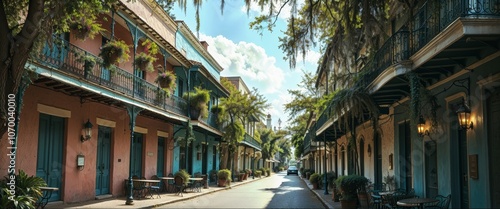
[418, 115, 429, 137]
[456, 98, 473, 130]
[81, 119, 93, 142]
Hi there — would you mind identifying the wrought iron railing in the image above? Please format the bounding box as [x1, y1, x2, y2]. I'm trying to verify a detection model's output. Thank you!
[199, 111, 220, 130]
[312, 0, 500, 136]
[242, 133, 261, 150]
[35, 37, 187, 116]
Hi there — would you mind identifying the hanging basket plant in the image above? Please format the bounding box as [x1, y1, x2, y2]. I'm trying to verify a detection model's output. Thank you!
[69, 18, 103, 40]
[182, 87, 211, 120]
[134, 39, 159, 72]
[99, 39, 130, 68]
[155, 70, 177, 97]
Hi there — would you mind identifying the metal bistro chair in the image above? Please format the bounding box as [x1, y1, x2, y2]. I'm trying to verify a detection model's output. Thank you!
[131, 176, 144, 199]
[166, 173, 175, 193]
[424, 194, 451, 209]
[174, 175, 185, 197]
[149, 175, 162, 199]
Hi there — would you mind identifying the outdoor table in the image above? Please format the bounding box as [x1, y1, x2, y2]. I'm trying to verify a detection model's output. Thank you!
[188, 177, 204, 192]
[125, 179, 161, 199]
[37, 186, 59, 209]
[159, 177, 175, 192]
[397, 198, 439, 209]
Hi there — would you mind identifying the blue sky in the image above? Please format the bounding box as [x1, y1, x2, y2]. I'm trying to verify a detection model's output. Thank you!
[171, 1, 320, 129]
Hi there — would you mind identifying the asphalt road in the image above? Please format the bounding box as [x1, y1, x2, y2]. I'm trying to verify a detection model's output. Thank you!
[158, 172, 326, 209]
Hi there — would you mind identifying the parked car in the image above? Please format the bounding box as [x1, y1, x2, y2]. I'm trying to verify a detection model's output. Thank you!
[287, 166, 298, 175]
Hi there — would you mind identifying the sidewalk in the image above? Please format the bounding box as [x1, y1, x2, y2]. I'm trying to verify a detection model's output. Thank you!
[45, 173, 340, 209]
[300, 175, 341, 209]
[45, 176, 265, 209]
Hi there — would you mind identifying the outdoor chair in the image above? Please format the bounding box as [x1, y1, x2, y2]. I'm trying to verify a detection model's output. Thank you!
[174, 175, 185, 197]
[132, 176, 144, 199]
[149, 175, 161, 199]
[424, 194, 451, 209]
[369, 190, 382, 209]
[166, 173, 175, 193]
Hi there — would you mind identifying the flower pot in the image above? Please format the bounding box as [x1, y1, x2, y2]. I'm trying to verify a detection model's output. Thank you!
[340, 199, 358, 209]
[358, 192, 369, 209]
[190, 109, 201, 120]
[312, 182, 319, 190]
[158, 78, 172, 89]
[218, 179, 227, 187]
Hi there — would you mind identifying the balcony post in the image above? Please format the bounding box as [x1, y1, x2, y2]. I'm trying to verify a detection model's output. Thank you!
[125, 105, 142, 205]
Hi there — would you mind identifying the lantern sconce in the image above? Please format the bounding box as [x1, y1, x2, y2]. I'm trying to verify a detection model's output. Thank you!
[456, 98, 473, 130]
[81, 119, 93, 142]
[418, 115, 429, 137]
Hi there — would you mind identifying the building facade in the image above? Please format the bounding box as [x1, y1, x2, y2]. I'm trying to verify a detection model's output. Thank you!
[303, 1, 500, 208]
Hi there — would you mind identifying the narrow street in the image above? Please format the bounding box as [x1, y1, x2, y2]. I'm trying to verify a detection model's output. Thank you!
[158, 172, 326, 209]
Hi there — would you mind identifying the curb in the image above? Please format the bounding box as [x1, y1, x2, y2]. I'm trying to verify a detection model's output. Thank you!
[300, 176, 334, 209]
[144, 176, 266, 208]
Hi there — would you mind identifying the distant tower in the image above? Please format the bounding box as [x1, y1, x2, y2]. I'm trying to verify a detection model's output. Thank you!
[266, 114, 272, 129]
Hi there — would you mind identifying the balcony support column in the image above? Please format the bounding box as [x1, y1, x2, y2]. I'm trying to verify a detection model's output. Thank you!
[125, 105, 142, 205]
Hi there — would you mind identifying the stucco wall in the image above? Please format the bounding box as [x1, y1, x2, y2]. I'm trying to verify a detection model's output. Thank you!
[0, 85, 175, 203]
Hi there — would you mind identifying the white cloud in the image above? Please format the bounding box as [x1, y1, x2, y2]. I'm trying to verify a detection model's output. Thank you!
[296, 50, 322, 65]
[200, 34, 285, 94]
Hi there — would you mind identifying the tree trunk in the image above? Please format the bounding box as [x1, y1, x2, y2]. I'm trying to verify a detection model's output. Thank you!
[0, 0, 44, 137]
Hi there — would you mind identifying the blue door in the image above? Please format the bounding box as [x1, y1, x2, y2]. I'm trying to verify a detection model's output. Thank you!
[157, 137, 165, 177]
[132, 133, 143, 177]
[96, 126, 111, 195]
[36, 114, 64, 202]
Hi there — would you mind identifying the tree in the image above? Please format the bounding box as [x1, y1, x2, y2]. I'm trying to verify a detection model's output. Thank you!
[217, 78, 268, 171]
[0, 0, 130, 137]
[259, 128, 282, 168]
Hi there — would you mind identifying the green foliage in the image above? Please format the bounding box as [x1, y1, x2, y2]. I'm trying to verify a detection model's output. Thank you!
[309, 173, 321, 184]
[134, 39, 159, 72]
[182, 87, 211, 118]
[155, 70, 177, 96]
[99, 39, 130, 68]
[174, 169, 190, 186]
[335, 175, 369, 200]
[0, 170, 47, 209]
[69, 17, 103, 40]
[217, 169, 231, 180]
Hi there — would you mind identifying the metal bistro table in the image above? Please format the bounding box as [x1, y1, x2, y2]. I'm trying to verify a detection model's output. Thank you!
[397, 198, 439, 209]
[37, 186, 59, 209]
[188, 177, 204, 192]
[159, 177, 174, 192]
[125, 179, 161, 199]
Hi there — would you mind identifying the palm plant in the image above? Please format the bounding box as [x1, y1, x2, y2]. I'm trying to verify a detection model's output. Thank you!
[0, 170, 47, 209]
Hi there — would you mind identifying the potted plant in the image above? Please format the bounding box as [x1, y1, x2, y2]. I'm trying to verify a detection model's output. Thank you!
[69, 18, 103, 40]
[254, 170, 262, 178]
[174, 169, 190, 186]
[99, 39, 130, 68]
[245, 169, 252, 179]
[155, 70, 177, 96]
[134, 39, 159, 72]
[0, 170, 47, 208]
[309, 173, 321, 189]
[76, 53, 96, 77]
[182, 87, 211, 120]
[217, 169, 231, 187]
[335, 175, 370, 209]
[238, 170, 245, 181]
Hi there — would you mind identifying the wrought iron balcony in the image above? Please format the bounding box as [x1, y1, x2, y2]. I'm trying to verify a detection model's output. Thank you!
[312, 0, 500, 134]
[241, 133, 261, 150]
[199, 111, 221, 131]
[34, 37, 186, 117]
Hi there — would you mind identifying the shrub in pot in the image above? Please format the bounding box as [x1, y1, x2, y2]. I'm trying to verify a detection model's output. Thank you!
[155, 70, 177, 97]
[134, 39, 159, 72]
[217, 169, 231, 187]
[174, 169, 190, 186]
[309, 173, 321, 190]
[335, 175, 369, 209]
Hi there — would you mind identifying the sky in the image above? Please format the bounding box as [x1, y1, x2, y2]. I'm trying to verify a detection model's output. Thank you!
[171, 1, 320, 129]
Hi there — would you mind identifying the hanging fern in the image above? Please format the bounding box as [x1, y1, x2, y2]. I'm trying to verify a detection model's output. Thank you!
[407, 71, 421, 122]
